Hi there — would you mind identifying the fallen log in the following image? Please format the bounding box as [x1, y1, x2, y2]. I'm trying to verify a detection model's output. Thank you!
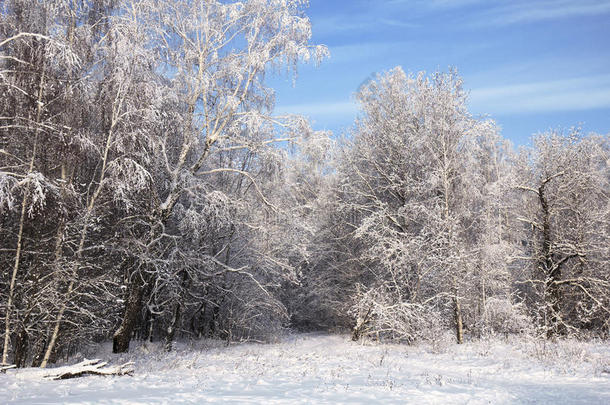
[43, 359, 135, 380]
[0, 363, 16, 373]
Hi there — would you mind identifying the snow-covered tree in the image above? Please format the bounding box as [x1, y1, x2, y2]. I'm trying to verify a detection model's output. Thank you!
[109, 0, 327, 353]
[0, 0, 99, 366]
[330, 68, 514, 343]
[1, 0, 327, 364]
[512, 130, 610, 338]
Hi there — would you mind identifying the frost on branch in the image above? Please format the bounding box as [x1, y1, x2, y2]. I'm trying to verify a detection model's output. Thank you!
[475, 298, 533, 336]
[350, 285, 447, 344]
[17, 172, 56, 216]
[106, 158, 152, 211]
[0, 173, 17, 211]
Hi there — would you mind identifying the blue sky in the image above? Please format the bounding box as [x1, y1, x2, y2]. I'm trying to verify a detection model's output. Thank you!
[272, 0, 610, 145]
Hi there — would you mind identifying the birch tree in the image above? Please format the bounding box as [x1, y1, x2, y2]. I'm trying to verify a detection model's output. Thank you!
[335, 68, 512, 343]
[1, 0, 328, 362]
[110, 0, 326, 352]
[0, 0, 85, 366]
[38, 0, 164, 366]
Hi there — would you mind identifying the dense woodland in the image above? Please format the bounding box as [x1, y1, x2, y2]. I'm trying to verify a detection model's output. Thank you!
[0, 0, 608, 368]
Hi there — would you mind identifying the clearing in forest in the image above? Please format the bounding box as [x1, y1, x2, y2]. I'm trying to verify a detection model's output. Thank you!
[2, 334, 609, 404]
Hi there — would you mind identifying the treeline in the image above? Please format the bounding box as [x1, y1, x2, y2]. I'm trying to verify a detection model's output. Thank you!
[290, 68, 610, 344]
[0, 0, 608, 369]
[0, 0, 327, 367]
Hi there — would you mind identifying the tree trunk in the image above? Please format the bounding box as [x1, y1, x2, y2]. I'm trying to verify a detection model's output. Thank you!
[40, 282, 73, 368]
[210, 304, 219, 336]
[42, 121, 118, 365]
[351, 306, 372, 341]
[141, 305, 155, 343]
[2, 191, 29, 365]
[539, 182, 562, 338]
[164, 303, 181, 352]
[454, 296, 464, 344]
[13, 327, 28, 368]
[2, 47, 46, 366]
[30, 329, 48, 367]
[545, 270, 564, 338]
[113, 279, 144, 353]
[478, 265, 487, 338]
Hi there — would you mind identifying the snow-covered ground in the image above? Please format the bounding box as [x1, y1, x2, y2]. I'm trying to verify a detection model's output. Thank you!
[2, 333, 609, 404]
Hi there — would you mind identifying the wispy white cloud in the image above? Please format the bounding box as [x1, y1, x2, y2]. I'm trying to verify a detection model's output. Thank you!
[312, 16, 368, 35]
[377, 18, 419, 29]
[327, 41, 409, 64]
[470, 74, 610, 114]
[276, 100, 358, 117]
[387, 0, 610, 26]
[477, 0, 610, 26]
[277, 75, 610, 120]
[312, 15, 418, 37]
[389, 0, 485, 9]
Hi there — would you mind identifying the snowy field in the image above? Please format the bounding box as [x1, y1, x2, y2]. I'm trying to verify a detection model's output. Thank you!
[2, 334, 610, 404]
